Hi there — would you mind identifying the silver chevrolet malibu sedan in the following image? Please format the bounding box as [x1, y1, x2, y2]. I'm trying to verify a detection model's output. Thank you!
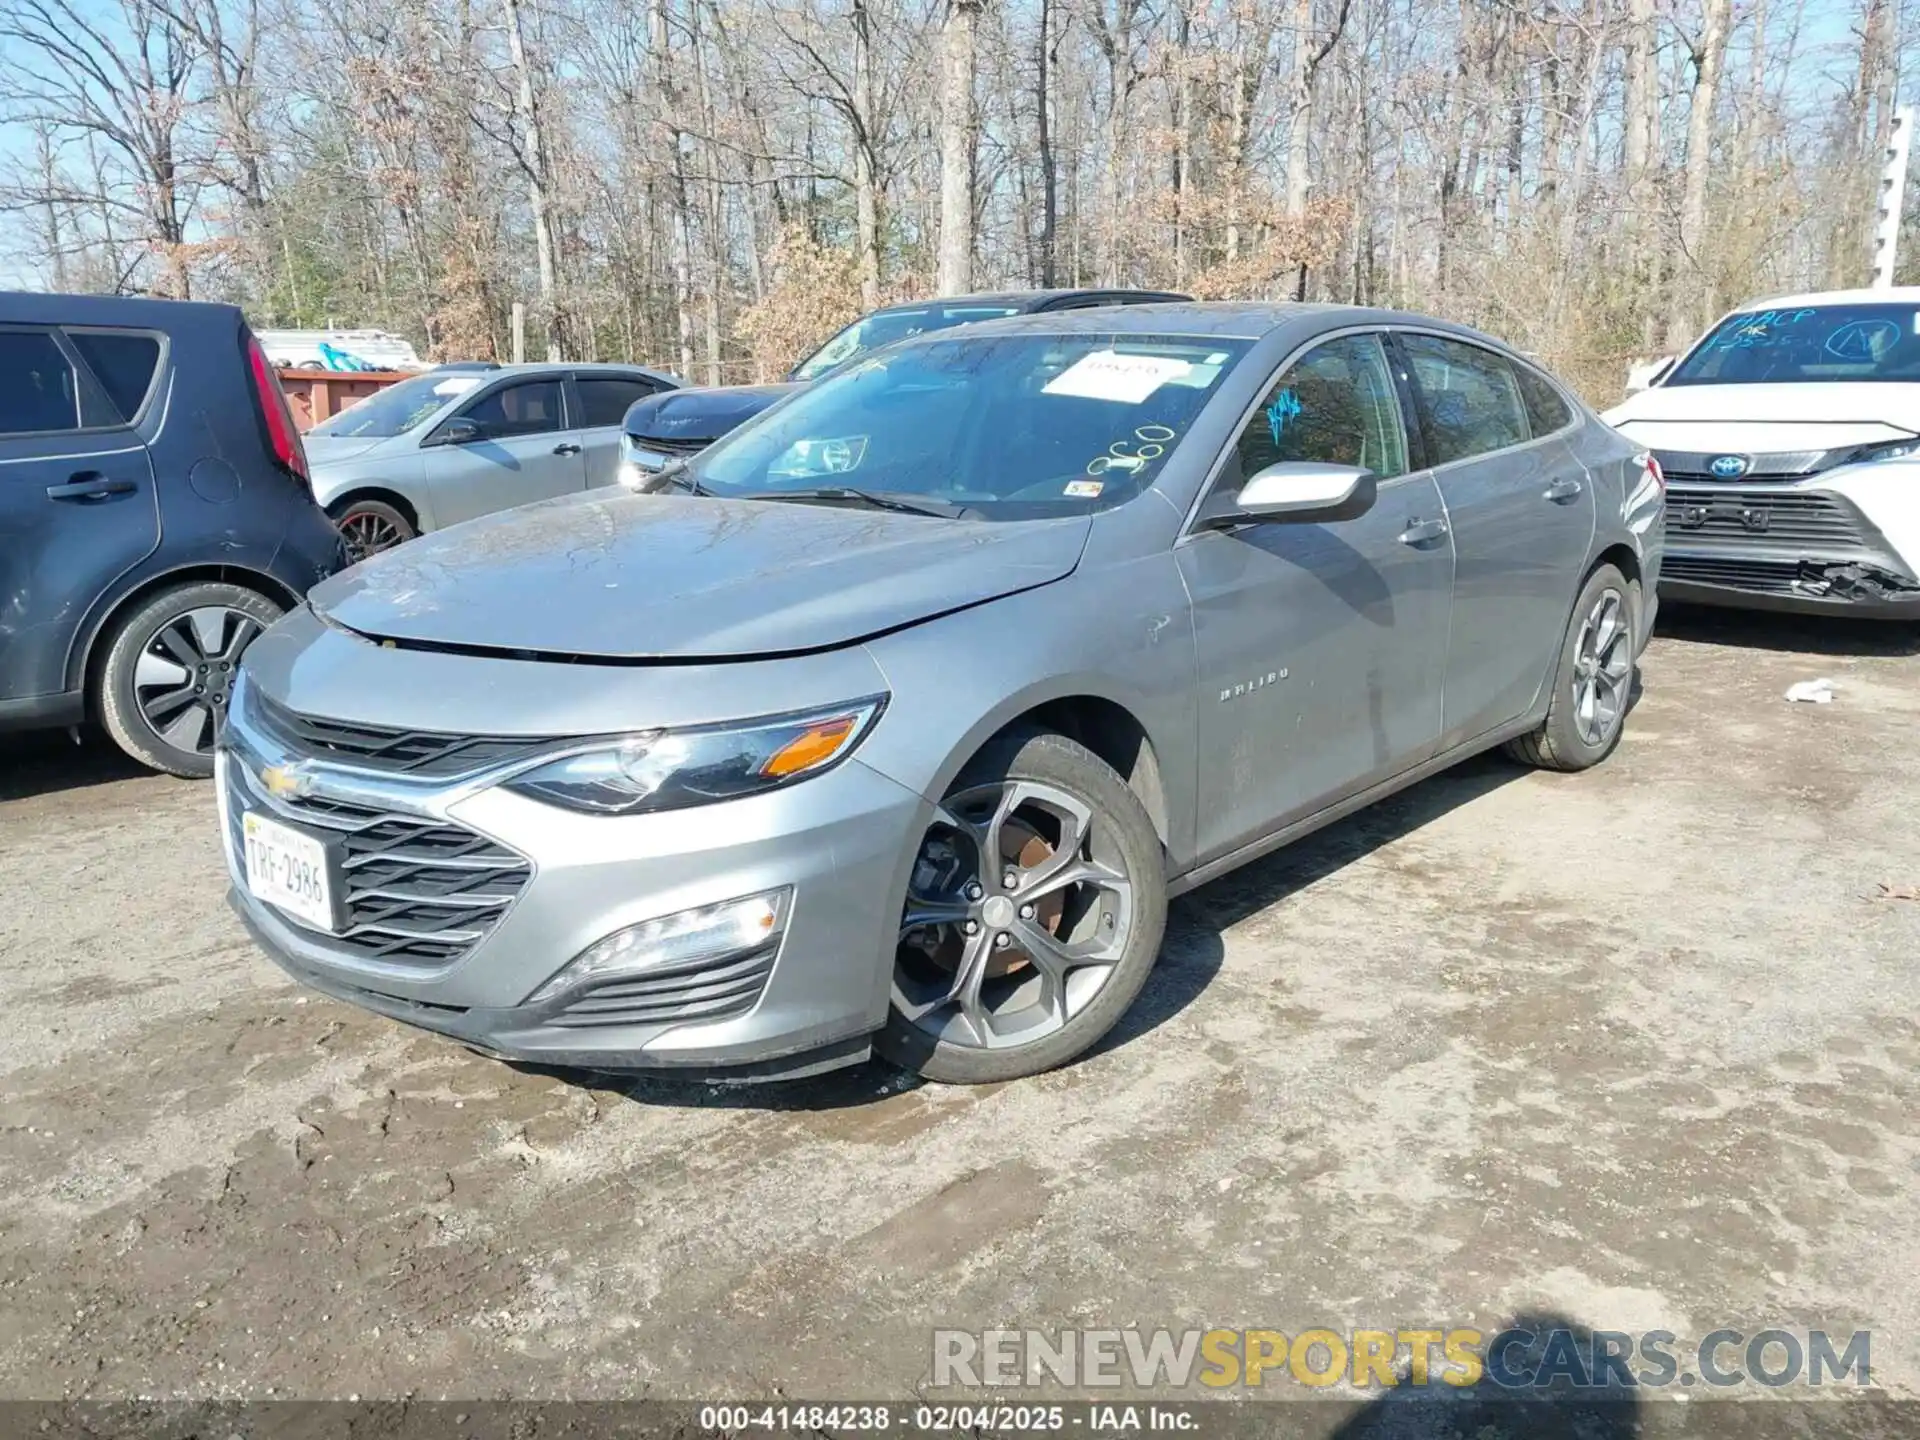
[220, 304, 1665, 1084]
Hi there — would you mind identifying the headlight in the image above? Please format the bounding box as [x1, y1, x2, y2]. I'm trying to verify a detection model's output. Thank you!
[618, 433, 673, 490]
[1844, 438, 1920, 467]
[503, 698, 886, 815]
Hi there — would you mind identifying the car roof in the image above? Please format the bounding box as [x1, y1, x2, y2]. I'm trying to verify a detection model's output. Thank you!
[0, 290, 243, 326]
[925, 300, 1511, 345]
[868, 288, 1188, 314]
[1732, 286, 1920, 310]
[478, 360, 679, 378]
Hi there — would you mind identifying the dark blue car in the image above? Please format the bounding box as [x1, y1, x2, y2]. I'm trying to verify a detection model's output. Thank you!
[619, 289, 1189, 479]
[0, 293, 346, 775]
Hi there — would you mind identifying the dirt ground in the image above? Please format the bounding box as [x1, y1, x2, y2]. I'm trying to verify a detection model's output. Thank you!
[3, 606, 1919, 1414]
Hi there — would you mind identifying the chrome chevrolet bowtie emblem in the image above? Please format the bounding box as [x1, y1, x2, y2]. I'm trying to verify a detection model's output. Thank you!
[259, 760, 317, 801]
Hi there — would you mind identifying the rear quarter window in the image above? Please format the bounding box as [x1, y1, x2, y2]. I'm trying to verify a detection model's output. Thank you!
[66, 330, 163, 422]
[1512, 363, 1575, 436]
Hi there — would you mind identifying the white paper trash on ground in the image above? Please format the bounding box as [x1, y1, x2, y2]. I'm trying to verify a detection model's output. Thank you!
[1784, 679, 1837, 704]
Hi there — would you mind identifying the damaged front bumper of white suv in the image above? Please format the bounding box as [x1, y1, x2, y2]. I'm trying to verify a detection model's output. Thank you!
[1647, 443, 1920, 617]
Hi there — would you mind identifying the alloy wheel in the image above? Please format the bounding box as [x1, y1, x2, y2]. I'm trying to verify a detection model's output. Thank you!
[895, 778, 1136, 1050]
[338, 508, 407, 560]
[132, 607, 263, 756]
[1571, 586, 1631, 746]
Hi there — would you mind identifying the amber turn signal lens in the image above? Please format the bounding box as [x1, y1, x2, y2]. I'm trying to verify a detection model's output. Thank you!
[759, 715, 860, 778]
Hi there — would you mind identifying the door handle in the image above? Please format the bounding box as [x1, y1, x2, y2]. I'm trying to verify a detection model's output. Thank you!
[1398, 517, 1449, 546]
[1544, 476, 1584, 503]
[552, 442, 582, 456]
[46, 472, 136, 501]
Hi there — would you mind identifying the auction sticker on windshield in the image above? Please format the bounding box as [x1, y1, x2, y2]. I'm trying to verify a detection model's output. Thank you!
[243, 812, 337, 932]
[1044, 350, 1194, 403]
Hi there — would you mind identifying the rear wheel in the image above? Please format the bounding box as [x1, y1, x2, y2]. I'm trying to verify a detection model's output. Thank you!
[331, 497, 416, 560]
[876, 729, 1167, 1084]
[1504, 563, 1634, 772]
[95, 582, 282, 778]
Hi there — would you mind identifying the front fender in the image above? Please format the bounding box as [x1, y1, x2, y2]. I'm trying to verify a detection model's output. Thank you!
[857, 551, 1201, 870]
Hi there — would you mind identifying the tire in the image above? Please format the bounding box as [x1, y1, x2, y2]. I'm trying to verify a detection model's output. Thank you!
[1504, 562, 1634, 772]
[331, 497, 417, 560]
[95, 582, 284, 778]
[876, 728, 1168, 1084]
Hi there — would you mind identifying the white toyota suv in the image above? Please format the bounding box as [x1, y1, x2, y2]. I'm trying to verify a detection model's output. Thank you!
[1605, 287, 1920, 618]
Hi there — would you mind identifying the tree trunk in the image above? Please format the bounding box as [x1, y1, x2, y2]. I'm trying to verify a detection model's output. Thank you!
[1283, 0, 1315, 215]
[1035, 0, 1057, 285]
[853, 0, 882, 305]
[503, 0, 562, 359]
[1668, 0, 1731, 346]
[937, 0, 982, 294]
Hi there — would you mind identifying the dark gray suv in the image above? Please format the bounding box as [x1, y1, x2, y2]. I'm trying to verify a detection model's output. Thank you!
[0, 292, 345, 776]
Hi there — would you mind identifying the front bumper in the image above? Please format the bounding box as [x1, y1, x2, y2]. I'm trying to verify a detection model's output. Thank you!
[1655, 478, 1920, 619]
[1659, 576, 1920, 618]
[219, 727, 932, 1077]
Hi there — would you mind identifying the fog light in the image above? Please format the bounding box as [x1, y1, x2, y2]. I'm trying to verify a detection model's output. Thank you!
[524, 889, 790, 1006]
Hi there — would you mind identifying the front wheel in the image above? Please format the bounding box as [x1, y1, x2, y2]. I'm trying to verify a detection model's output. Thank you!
[95, 581, 283, 777]
[876, 729, 1167, 1084]
[1504, 563, 1635, 772]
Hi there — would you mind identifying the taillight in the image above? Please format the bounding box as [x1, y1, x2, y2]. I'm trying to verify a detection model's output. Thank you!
[244, 329, 309, 483]
[1638, 451, 1665, 492]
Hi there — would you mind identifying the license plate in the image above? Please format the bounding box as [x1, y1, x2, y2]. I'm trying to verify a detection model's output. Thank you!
[243, 811, 338, 932]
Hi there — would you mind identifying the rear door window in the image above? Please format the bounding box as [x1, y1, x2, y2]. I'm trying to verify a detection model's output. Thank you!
[66, 330, 163, 422]
[0, 330, 83, 435]
[575, 376, 660, 428]
[1401, 334, 1531, 464]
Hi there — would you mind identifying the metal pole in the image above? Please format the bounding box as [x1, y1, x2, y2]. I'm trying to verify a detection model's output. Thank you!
[1869, 104, 1913, 290]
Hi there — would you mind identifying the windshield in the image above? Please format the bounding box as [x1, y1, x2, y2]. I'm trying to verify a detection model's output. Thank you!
[790, 304, 1026, 381]
[694, 332, 1249, 518]
[1665, 303, 1920, 386]
[309, 370, 483, 437]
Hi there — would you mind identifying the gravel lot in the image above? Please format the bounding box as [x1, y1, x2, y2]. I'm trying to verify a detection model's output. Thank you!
[3, 607, 1918, 1415]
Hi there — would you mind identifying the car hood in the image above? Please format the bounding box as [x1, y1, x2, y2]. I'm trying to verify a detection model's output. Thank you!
[302, 433, 392, 466]
[624, 383, 804, 445]
[308, 490, 1092, 661]
[1605, 382, 1920, 453]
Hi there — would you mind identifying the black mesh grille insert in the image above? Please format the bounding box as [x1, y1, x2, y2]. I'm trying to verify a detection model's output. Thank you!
[1663, 486, 1870, 553]
[226, 763, 532, 970]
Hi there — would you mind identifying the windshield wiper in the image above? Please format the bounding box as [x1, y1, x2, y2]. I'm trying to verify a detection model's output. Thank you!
[653, 461, 711, 496]
[745, 486, 971, 519]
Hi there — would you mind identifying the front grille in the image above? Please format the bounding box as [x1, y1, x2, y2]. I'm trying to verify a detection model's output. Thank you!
[550, 946, 776, 1028]
[630, 433, 710, 457]
[1663, 486, 1869, 553]
[1660, 554, 1808, 595]
[1654, 450, 1823, 481]
[251, 691, 552, 778]
[226, 763, 532, 971]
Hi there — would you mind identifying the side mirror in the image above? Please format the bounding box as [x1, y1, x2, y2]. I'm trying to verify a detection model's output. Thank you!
[1215, 461, 1378, 526]
[429, 416, 485, 447]
[1625, 356, 1675, 393]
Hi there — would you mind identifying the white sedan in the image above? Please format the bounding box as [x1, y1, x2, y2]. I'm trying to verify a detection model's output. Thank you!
[1605, 286, 1920, 618]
